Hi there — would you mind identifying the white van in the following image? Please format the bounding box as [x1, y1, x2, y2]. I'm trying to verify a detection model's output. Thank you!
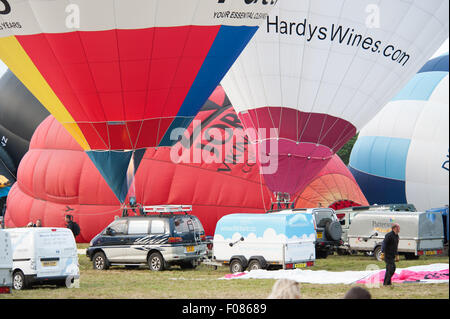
[5, 227, 79, 290]
[0, 229, 12, 294]
[213, 211, 316, 273]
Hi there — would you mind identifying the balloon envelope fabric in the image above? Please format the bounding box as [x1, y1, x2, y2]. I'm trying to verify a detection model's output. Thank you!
[4, 86, 368, 242]
[221, 0, 449, 197]
[0, 0, 276, 202]
[349, 53, 449, 211]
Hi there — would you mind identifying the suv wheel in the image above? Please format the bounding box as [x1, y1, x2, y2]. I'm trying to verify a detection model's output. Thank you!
[13, 270, 26, 290]
[93, 251, 109, 270]
[230, 259, 245, 273]
[148, 252, 165, 271]
[325, 221, 342, 241]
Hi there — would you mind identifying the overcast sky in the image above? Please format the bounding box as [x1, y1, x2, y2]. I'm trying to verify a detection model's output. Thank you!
[1, 38, 449, 79]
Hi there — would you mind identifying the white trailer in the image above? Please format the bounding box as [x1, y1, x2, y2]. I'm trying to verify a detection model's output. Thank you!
[0, 229, 12, 294]
[213, 211, 316, 273]
[5, 227, 79, 290]
[347, 211, 444, 260]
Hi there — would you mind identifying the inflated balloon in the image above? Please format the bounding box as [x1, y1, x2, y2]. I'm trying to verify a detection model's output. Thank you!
[349, 53, 449, 211]
[294, 154, 368, 213]
[221, 0, 449, 200]
[0, 0, 276, 203]
[0, 69, 49, 177]
[5, 86, 367, 241]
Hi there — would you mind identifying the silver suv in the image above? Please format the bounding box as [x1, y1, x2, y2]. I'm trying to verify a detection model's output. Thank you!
[86, 207, 207, 271]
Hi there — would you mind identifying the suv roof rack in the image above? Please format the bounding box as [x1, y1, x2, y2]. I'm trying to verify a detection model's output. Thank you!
[142, 205, 192, 215]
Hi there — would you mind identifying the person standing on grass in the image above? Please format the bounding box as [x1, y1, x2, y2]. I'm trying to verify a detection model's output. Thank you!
[65, 214, 80, 238]
[381, 223, 400, 286]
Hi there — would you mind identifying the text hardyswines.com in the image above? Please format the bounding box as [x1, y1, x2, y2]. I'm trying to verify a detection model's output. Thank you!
[267, 15, 411, 67]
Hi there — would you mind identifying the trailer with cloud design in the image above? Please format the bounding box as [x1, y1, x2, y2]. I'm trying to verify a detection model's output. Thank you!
[212, 211, 316, 273]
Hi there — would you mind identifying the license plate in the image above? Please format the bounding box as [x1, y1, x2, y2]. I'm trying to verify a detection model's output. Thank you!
[317, 232, 323, 239]
[42, 261, 57, 267]
[425, 250, 437, 255]
[186, 246, 195, 253]
[294, 263, 306, 269]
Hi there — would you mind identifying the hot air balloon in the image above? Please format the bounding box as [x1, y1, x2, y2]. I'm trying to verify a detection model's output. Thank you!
[5, 86, 367, 241]
[0, 0, 276, 204]
[349, 53, 449, 211]
[221, 0, 449, 206]
[1, 68, 49, 212]
[294, 154, 368, 214]
[0, 69, 49, 175]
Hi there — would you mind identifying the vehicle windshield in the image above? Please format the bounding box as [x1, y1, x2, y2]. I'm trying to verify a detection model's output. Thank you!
[106, 219, 127, 235]
[315, 211, 336, 223]
[174, 216, 204, 234]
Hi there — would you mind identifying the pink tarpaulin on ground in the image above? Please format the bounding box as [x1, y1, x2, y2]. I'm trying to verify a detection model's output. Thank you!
[220, 264, 449, 284]
[357, 268, 449, 284]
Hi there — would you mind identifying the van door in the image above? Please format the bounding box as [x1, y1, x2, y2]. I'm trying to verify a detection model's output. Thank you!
[35, 229, 78, 279]
[102, 219, 128, 262]
[0, 231, 12, 291]
[125, 219, 152, 263]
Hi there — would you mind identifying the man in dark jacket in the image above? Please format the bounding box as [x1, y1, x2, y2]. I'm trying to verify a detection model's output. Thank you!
[65, 214, 80, 238]
[381, 223, 400, 286]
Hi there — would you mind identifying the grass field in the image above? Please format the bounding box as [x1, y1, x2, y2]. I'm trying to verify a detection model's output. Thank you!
[1, 244, 448, 299]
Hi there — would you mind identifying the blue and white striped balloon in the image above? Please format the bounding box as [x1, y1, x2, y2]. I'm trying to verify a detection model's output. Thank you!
[349, 53, 449, 211]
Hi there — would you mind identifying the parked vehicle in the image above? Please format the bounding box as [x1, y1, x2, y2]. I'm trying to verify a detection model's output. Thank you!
[0, 229, 12, 294]
[86, 205, 207, 271]
[308, 208, 343, 258]
[336, 209, 360, 255]
[347, 210, 444, 261]
[5, 227, 79, 290]
[272, 208, 344, 258]
[268, 208, 343, 258]
[426, 206, 449, 244]
[212, 211, 316, 273]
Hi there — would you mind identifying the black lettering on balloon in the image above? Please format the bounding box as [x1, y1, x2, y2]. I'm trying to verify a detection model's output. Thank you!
[0, 0, 11, 15]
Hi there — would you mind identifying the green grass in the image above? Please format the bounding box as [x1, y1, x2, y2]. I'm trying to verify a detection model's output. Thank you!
[1, 244, 448, 299]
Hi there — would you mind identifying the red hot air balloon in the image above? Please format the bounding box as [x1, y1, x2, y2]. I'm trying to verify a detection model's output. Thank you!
[5, 86, 367, 241]
[0, 0, 277, 204]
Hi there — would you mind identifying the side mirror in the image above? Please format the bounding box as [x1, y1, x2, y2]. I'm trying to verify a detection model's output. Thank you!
[106, 227, 114, 236]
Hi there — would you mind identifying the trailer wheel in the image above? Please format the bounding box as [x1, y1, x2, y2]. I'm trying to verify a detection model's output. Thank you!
[374, 246, 383, 261]
[230, 259, 245, 273]
[13, 270, 27, 290]
[248, 259, 263, 271]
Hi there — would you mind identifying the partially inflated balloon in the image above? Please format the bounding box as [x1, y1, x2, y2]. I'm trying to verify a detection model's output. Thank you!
[5, 86, 367, 241]
[221, 0, 449, 198]
[0, 0, 276, 202]
[349, 53, 449, 211]
[0, 69, 49, 176]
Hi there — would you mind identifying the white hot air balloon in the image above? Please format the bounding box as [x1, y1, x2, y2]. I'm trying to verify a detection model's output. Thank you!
[349, 53, 449, 211]
[221, 0, 449, 205]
